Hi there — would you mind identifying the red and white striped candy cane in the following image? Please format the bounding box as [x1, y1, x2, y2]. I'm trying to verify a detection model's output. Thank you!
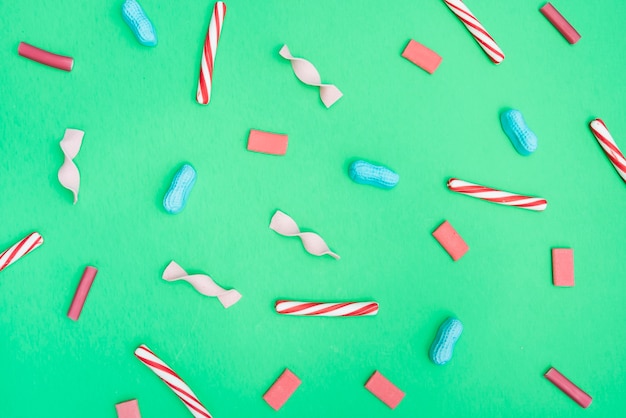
[196, 2, 226, 105]
[275, 300, 379, 317]
[589, 118, 626, 183]
[0, 232, 44, 272]
[443, 0, 505, 64]
[135, 345, 213, 418]
[447, 178, 547, 211]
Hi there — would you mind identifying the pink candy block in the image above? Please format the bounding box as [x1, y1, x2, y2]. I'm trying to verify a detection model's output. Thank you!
[115, 399, 142, 418]
[365, 371, 405, 409]
[552, 248, 574, 287]
[401, 40, 442, 74]
[247, 130, 288, 155]
[545, 367, 592, 408]
[263, 369, 301, 411]
[67, 266, 98, 321]
[540, 3, 581, 44]
[432, 221, 469, 261]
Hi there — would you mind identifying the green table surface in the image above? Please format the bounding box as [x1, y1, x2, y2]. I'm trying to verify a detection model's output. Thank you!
[1, 0, 625, 417]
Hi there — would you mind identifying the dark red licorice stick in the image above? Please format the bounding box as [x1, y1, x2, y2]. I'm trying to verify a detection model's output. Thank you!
[544, 367, 592, 408]
[18, 42, 74, 71]
[540, 3, 581, 44]
[67, 266, 98, 321]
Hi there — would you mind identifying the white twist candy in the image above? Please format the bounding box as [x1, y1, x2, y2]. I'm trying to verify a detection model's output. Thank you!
[270, 210, 340, 259]
[279, 45, 343, 108]
[162, 261, 241, 308]
[135, 345, 213, 418]
[57, 128, 85, 204]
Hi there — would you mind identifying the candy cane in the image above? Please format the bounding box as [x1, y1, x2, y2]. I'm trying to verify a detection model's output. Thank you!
[196, 1, 226, 105]
[135, 345, 212, 418]
[275, 300, 379, 317]
[443, 0, 505, 64]
[589, 118, 626, 183]
[0, 232, 44, 273]
[447, 178, 547, 211]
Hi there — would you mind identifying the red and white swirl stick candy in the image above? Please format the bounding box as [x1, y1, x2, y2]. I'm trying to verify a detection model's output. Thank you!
[0, 232, 44, 273]
[275, 300, 379, 317]
[196, 1, 226, 105]
[447, 178, 547, 211]
[589, 118, 626, 183]
[135, 345, 213, 418]
[443, 0, 505, 64]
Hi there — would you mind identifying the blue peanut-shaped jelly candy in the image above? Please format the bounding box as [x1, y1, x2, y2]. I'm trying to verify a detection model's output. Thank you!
[348, 160, 399, 189]
[429, 317, 463, 365]
[500, 109, 538, 156]
[163, 164, 196, 214]
[122, 0, 157, 47]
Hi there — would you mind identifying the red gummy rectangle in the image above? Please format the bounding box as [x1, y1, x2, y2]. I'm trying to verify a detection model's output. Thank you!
[115, 399, 142, 418]
[401, 40, 442, 74]
[247, 129, 288, 155]
[432, 221, 469, 261]
[67, 266, 98, 321]
[545, 367, 592, 408]
[552, 248, 574, 287]
[263, 368, 301, 411]
[540, 3, 581, 44]
[365, 371, 405, 409]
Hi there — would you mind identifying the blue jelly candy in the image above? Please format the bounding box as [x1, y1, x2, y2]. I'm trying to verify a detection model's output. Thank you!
[429, 317, 463, 365]
[348, 160, 399, 189]
[122, 0, 157, 47]
[163, 164, 196, 214]
[500, 109, 538, 156]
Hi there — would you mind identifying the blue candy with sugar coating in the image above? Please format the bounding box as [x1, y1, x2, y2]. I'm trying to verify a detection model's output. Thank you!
[429, 317, 463, 365]
[349, 160, 399, 189]
[500, 109, 537, 156]
[163, 164, 196, 214]
[122, 0, 157, 47]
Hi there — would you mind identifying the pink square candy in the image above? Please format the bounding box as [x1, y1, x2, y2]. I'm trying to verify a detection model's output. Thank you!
[401, 40, 442, 74]
[365, 371, 405, 409]
[432, 221, 469, 261]
[247, 130, 288, 155]
[552, 248, 574, 286]
[263, 368, 301, 411]
[115, 399, 141, 418]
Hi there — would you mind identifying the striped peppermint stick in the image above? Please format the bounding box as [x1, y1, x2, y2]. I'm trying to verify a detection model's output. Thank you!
[589, 118, 626, 183]
[135, 345, 213, 418]
[447, 178, 547, 211]
[443, 0, 505, 64]
[196, 1, 226, 105]
[0, 232, 44, 273]
[275, 300, 379, 317]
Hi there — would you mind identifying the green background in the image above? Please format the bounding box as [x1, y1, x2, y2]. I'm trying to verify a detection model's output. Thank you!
[1, 0, 625, 416]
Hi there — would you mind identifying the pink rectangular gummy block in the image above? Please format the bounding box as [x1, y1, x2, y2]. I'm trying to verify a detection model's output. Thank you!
[401, 40, 442, 74]
[115, 399, 142, 418]
[540, 3, 581, 44]
[552, 248, 574, 287]
[365, 371, 405, 410]
[545, 367, 592, 408]
[67, 266, 98, 321]
[432, 221, 469, 261]
[263, 368, 301, 411]
[247, 129, 288, 155]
